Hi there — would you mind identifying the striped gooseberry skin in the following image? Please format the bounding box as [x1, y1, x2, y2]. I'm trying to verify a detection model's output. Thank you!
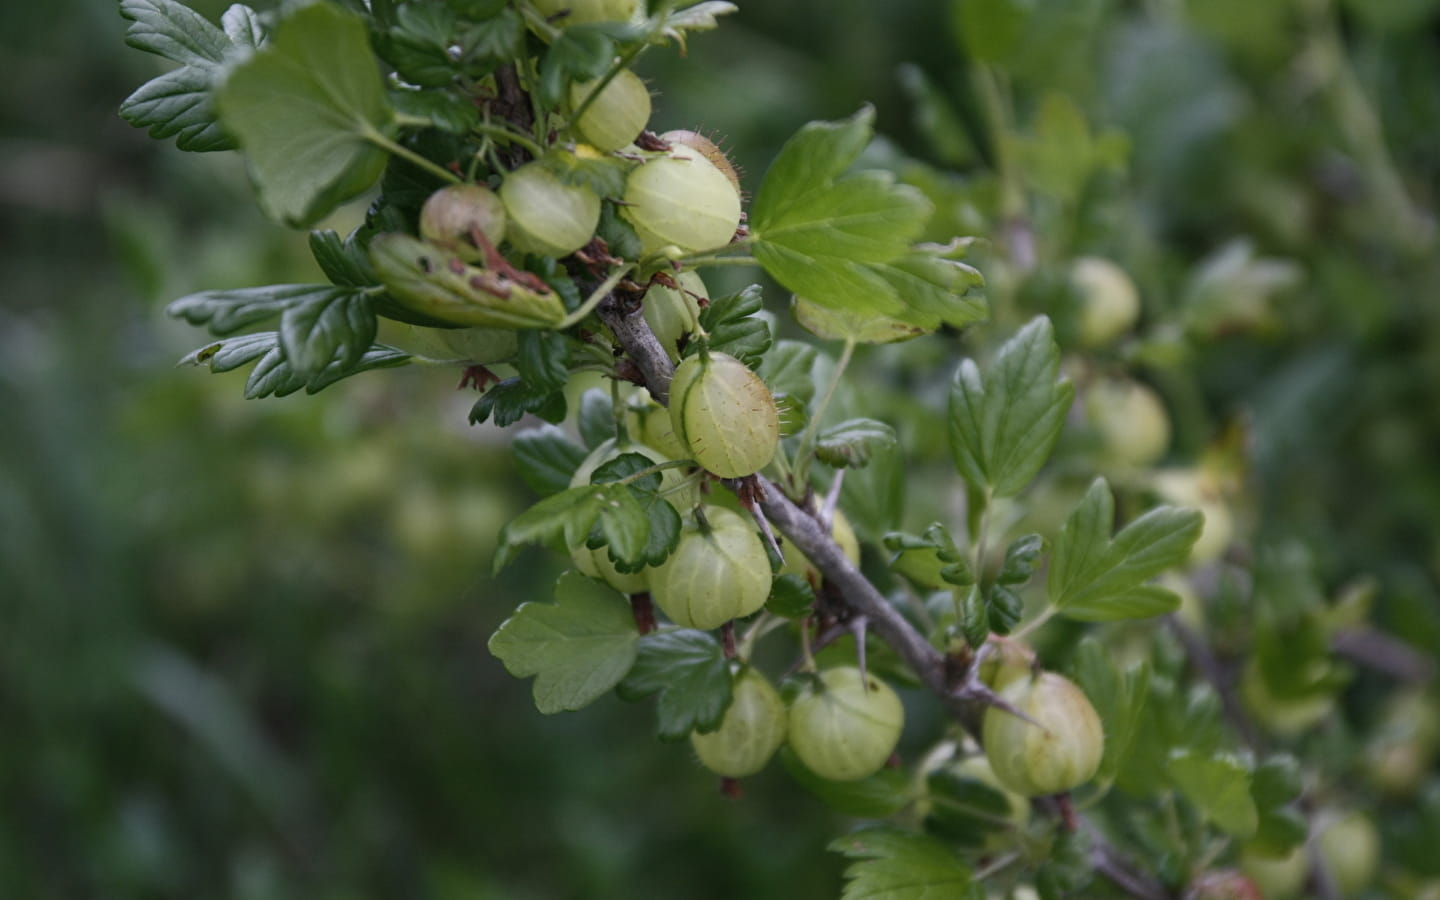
[981, 671, 1104, 797]
[691, 668, 787, 778]
[642, 270, 705, 362]
[668, 351, 779, 479]
[570, 69, 651, 152]
[622, 144, 742, 255]
[532, 0, 637, 26]
[788, 667, 905, 782]
[651, 506, 771, 630]
[499, 162, 600, 258]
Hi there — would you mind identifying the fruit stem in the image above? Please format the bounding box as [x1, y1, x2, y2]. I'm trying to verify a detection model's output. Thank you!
[361, 125, 463, 185]
[790, 336, 856, 492]
[473, 121, 546, 161]
[558, 264, 636, 330]
[799, 614, 818, 673]
[675, 250, 757, 269]
[736, 612, 784, 662]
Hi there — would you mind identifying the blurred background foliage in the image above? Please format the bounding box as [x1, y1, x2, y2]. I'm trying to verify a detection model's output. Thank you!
[2, 0, 1438, 897]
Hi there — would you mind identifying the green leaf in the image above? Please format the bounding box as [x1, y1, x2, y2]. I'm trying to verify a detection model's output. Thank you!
[791, 298, 929, 345]
[309, 230, 379, 288]
[1073, 637, 1150, 783]
[279, 289, 377, 376]
[241, 338, 410, 399]
[952, 0, 1030, 64]
[1009, 92, 1128, 204]
[491, 487, 605, 572]
[180, 331, 409, 397]
[767, 574, 816, 618]
[829, 827, 976, 900]
[782, 750, 913, 819]
[1048, 478, 1204, 621]
[884, 523, 971, 588]
[757, 340, 819, 406]
[615, 630, 732, 741]
[389, 88, 480, 134]
[1169, 751, 1258, 837]
[118, 0, 263, 152]
[469, 378, 567, 427]
[377, 2, 459, 87]
[986, 584, 1023, 634]
[947, 316, 1073, 497]
[752, 109, 927, 315]
[923, 769, 1018, 848]
[537, 25, 613, 107]
[487, 571, 640, 715]
[168, 284, 355, 336]
[586, 454, 681, 571]
[578, 388, 616, 449]
[957, 585, 987, 648]
[178, 331, 276, 373]
[216, 2, 394, 227]
[997, 533, 1045, 585]
[838, 442, 904, 543]
[512, 425, 587, 496]
[694, 285, 772, 366]
[815, 418, 898, 469]
[516, 329, 570, 394]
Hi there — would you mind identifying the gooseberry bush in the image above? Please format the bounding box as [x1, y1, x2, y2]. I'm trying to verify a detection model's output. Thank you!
[120, 0, 1439, 897]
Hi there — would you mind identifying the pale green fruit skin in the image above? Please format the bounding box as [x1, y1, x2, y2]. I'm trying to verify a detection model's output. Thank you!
[651, 506, 771, 630]
[1087, 376, 1171, 468]
[691, 668, 787, 778]
[623, 144, 742, 254]
[982, 672, 1104, 797]
[1153, 468, 1234, 565]
[1071, 256, 1140, 348]
[626, 397, 688, 461]
[533, 0, 638, 25]
[568, 438, 692, 593]
[570, 69, 651, 152]
[642, 271, 705, 361]
[977, 638, 1037, 692]
[500, 163, 600, 258]
[419, 184, 507, 262]
[1316, 812, 1380, 898]
[788, 667, 905, 782]
[1239, 845, 1307, 900]
[776, 510, 859, 581]
[669, 352, 780, 478]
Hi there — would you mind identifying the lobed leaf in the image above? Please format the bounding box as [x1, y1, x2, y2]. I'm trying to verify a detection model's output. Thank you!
[1169, 751, 1258, 837]
[947, 316, 1073, 497]
[615, 630, 732, 741]
[829, 827, 977, 900]
[487, 571, 640, 715]
[1048, 478, 1203, 620]
[513, 425, 588, 496]
[215, 2, 394, 227]
[815, 418, 897, 469]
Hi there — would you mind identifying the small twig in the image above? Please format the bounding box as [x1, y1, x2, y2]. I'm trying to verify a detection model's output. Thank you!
[1167, 617, 1264, 752]
[1332, 625, 1436, 683]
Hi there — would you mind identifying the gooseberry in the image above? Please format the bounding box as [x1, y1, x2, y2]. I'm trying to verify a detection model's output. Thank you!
[982, 671, 1104, 797]
[788, 666, 905, 782]
[651, 506, 771, 630]
[691, 667, 787, 778]
[499, 162, 601, 258]
[668, 351, 780, 478]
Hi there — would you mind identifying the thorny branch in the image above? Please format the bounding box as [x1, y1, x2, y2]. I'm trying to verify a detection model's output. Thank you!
[596, 293, 1172, 900]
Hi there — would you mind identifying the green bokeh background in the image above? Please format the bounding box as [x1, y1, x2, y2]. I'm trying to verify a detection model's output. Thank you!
[4, 0, 1439, 897]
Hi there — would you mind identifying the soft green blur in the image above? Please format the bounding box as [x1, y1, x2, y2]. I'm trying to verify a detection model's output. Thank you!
[4, 0, 1440, 897]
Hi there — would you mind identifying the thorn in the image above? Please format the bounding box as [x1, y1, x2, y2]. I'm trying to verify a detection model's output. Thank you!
[819, 470, 844, 530]
[850, 615, 870, 684]
[734, 475, 785, 563]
